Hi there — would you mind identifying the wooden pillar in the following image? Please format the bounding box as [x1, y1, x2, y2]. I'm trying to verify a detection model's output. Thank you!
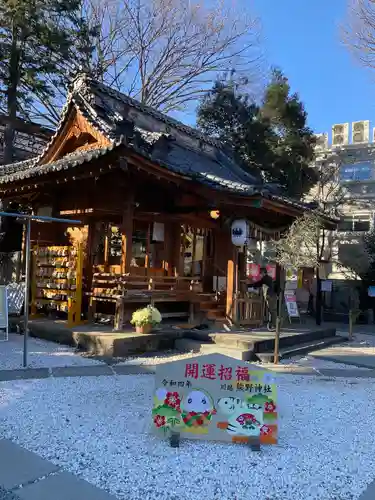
[103, 224, 109, 272]
[226, 247, 238, 324]
[191, 228, 197, 276]
[170, 223, 182, 276]
[237, 248, 246, 294]
[226, 257, 235, 320]
[85, 220, 95, 291]
[163, 222, 172, 275]
[145, 222, 151, 273]
[202, 229, 210, 292]
[121, 195, 134, 274]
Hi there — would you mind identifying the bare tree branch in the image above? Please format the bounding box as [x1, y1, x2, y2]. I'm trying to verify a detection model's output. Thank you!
[22, 0, 263, 127]
[272, 213, 321, 270]
[273, 157, 347, 271]
[83, 0, 263, 112]
[341, 0, 375, 70]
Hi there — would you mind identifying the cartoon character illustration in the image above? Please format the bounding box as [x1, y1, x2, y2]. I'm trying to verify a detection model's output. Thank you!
[152, 388, 183, 432]
[152, 388, 217, 434]
[181, 389, 217, 429]
[217, 397, 265, 437]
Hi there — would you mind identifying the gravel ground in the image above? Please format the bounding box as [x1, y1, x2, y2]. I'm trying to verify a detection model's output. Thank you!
[279, 355, 372, 371]
[0, 334, 104, 370]
[117, 349, 372, 371]
[0, 374, 374, 500]
[116, 350, 206, 366]
[1, 331, 373, 372]
[0, 487, 19, 500]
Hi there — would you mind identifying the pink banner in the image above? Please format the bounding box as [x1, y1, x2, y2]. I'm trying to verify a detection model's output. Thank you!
[247, 263, 261, 281]
[266, 264, 276, 280]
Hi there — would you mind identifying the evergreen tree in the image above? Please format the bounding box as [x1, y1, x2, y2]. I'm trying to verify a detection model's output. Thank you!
[197, 69, 318, 199]
[197, 78, 273, 179]
[0, 0, 94, 163]
[261, 69, 317, 198]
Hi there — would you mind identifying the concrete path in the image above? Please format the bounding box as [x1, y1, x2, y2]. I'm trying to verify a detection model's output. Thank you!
[0, 439, 117, 500]
[0, 362, 374, 382]
[309, 331, 375, 369]
[311, 350, 375, 369]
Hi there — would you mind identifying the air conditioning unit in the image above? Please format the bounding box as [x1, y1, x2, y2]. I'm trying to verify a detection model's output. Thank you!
[314, 133, 328, 150]
[352, 120, 369, 144]
[332, 123, 349, 146]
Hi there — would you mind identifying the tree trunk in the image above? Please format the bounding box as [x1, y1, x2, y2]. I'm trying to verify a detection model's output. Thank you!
[4, 22, 21, 165]
[273, 264, 285, 364]
[316, 267, 322, 326]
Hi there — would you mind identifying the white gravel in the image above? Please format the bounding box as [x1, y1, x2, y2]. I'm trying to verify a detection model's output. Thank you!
[0, 334, 104, 370]
[118, 349, 371, 372]
[0, 374, 374, 499]
[279, 355, 372, 371]
[117, 350, 206, 366]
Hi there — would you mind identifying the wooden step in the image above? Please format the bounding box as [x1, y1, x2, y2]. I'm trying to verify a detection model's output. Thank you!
[199, 301, 217, 310]
[206, 309, 226, 319]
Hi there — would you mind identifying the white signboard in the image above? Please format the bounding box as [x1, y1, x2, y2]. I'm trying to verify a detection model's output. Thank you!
[321, 280, 332, 292]
[0, 286, 9, 341]
[285, 280, 297, 291]
[152, 353, 279, 446]
[231, 219, 249, 246]
[284, 291, 299, 318]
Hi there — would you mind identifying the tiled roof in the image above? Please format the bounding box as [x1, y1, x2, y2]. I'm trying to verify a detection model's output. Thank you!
[0, 143, 122, 185]
[0, 73, 337, 224]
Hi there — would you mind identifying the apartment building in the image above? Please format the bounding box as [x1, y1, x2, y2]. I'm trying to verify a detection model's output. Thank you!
[313, 120, 375, 279]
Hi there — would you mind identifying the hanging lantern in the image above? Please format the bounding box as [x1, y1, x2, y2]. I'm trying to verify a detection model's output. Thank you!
[210, 210, 220, 220]
[231, 219, 249, 246]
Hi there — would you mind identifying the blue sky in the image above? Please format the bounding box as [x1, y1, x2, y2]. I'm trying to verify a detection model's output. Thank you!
[253, 0, 375, 135]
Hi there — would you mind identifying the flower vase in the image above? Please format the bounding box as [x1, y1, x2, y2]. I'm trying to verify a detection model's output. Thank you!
[136, 324, 152, 335]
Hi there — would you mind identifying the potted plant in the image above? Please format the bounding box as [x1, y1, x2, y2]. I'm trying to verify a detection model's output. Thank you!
[131, 305, 162, 334]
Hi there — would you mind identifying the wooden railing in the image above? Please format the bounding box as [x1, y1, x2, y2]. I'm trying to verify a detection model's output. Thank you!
[231, 293, 264, 327]
[87, 272, 203, 327]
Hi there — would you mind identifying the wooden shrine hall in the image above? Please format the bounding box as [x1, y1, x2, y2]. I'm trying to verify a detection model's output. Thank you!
[0, 73, 336, 330]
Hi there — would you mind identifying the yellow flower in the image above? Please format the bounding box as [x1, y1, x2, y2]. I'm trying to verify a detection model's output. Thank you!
[131, 305, 162, 326]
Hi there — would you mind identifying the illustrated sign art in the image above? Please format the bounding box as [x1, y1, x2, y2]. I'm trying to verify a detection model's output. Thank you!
[284, 291, 299, 318]
[152, 354, 278, 445]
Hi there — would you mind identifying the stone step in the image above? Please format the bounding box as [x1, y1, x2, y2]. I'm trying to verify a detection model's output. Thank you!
[175, 338, 213, 352]
[209, 328, 337, 352]
[209, 333, 256, 350]
[255, 336, 347, 363]
[174, 338, 253, 361]
[201, 345, 253, 361]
